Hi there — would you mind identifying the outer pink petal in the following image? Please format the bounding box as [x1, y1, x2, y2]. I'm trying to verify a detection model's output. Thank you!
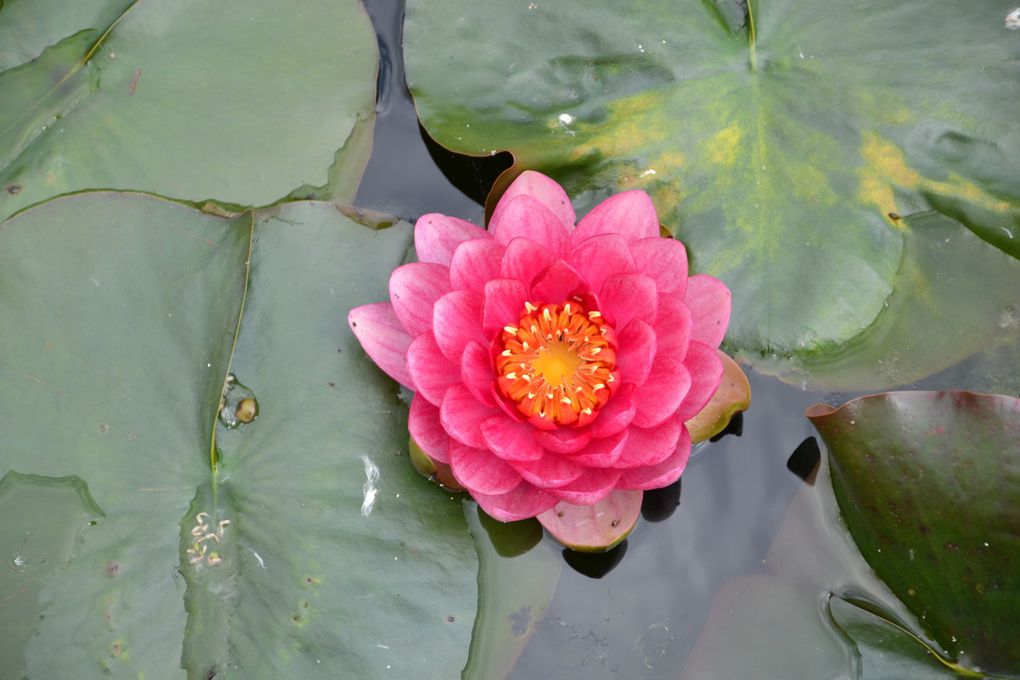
[567, 430, 628, 467]
[548, 468, 622, 505]
[406, 332, 460, 406]
[500, 237, 556, 289]
[432, 290, 486, 363]
[482, 278, 529, 337]
[389, 262, 451, 337]
[617, 428, 692, 490]
[480, 415, 544, 462]
[629, 237, 688, 296]
[589, 383, 637, 438]
[492, 170, 576, 231]
[616, 319, 656, 386]
[567, 234, 635, 293]
[631, 357, 692, 428]
[530, 260, 587, 303]
[348, 303, 413, 388]
[614, 414, 683, 468]
[489, 195, 569, 256]
[414, 213, 489, 266]
[472, 482, 558, 522]
[461, 341, 496, 407]
[440, 384, 500, 449]
[450, 442, 524, 495]
[450, 238, 504, 293]
[654, 294, 692, 359]
[409, 393, 451, 463]
[510, 451, 585, 488]
[598, 273, 657, 331]
[674, 341, 725, 421]
[684, 274, 731, 348]
[536, 427, 592, 454]
[572, 190, 659, 245]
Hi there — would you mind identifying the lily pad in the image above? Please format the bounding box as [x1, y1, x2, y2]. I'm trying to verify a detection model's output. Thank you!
[0, 193, 477, 677]
[829, 597, 983, 680]
[686, 350, 751, 442]
[808, 391, 1020, 674]
[0, 0, 377, 223]
[537, 489, 643, 552]
[404, 0, 1020, 361]
[462, 504, 562, 680]
[749, 212, 1020, 391]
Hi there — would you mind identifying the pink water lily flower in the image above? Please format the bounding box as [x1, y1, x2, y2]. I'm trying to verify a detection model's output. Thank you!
[348, 171, 730, 522]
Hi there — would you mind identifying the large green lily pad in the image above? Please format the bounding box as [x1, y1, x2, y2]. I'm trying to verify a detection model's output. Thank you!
[809, 391, 1020, 675]
[0, 0, 377, 223]
[404, 0, 1020, 362]
[0, 193, 477, 678]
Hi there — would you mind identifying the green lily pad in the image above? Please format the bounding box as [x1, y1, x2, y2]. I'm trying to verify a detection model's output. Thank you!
[462, 504, 562, 680]
[829, 597, 986, 680]
[808, 391, 1020, 675]
[0, 0, 377, 223]
[749, 212, 1020, 392]
[0, 193, 477, 678]
[404, 0, 1020, 361]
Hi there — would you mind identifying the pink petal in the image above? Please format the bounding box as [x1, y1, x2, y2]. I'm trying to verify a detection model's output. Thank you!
[472, 482, 558, 522]
[409, 393, 451, 463]
[510, 451, 585, 488]
[482, 278, 529, 337]
[654, 294, 692, 359]
[536, 427, 592, 454]
[529, 260, 588, 304]
[598, 273, 657, 330]
[480, 415, 544, 462]
[613, 414, 683, 468]
[389, 262, 451, 337]
[414, 213, 489, 266]
[567, 234, 635, 293]
[616, 319, 656, 386]
[548, 468, 623, 505]
[684, 274, 731, 348]
[631, 356, 692, 428]
[500, 237, 556, 289]
[449, 238, 504, 293]
[461, 341, 496, 407]
[568, 430, 628, 467]
[617, 428, 692, 490]
[489, 195, 569, 256]
[572, 190, 659, 245]
[674, 341, 725, 421]
[440, 384, 500, 449]
[432, 290, 486, 363]
[493, 170, 576, 231]
[629, 237, 688, 296]
[348, 303, 413, 388]
[589, 383, 637, 438]
[406, 332, 460, 406]
[450, 442, 523, 495]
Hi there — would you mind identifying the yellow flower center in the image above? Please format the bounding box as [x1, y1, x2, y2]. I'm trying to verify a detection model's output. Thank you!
[496, 301, 617, 427]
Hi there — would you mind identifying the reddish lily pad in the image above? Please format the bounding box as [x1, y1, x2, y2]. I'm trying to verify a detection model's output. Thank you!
[537, 489, 643, 552]
[686, 350, 751, 444]
[808, 391, 1020, 674]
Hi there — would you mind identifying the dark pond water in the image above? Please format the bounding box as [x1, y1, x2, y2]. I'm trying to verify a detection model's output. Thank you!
[355, 2, 881, 677]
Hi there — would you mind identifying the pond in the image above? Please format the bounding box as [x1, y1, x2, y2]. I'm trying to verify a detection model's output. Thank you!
[355, 1, 1019, 677]
[0, 0, 1017, 678]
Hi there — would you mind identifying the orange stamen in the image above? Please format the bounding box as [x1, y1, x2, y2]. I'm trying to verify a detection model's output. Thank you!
[496, 301, 618, 427]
